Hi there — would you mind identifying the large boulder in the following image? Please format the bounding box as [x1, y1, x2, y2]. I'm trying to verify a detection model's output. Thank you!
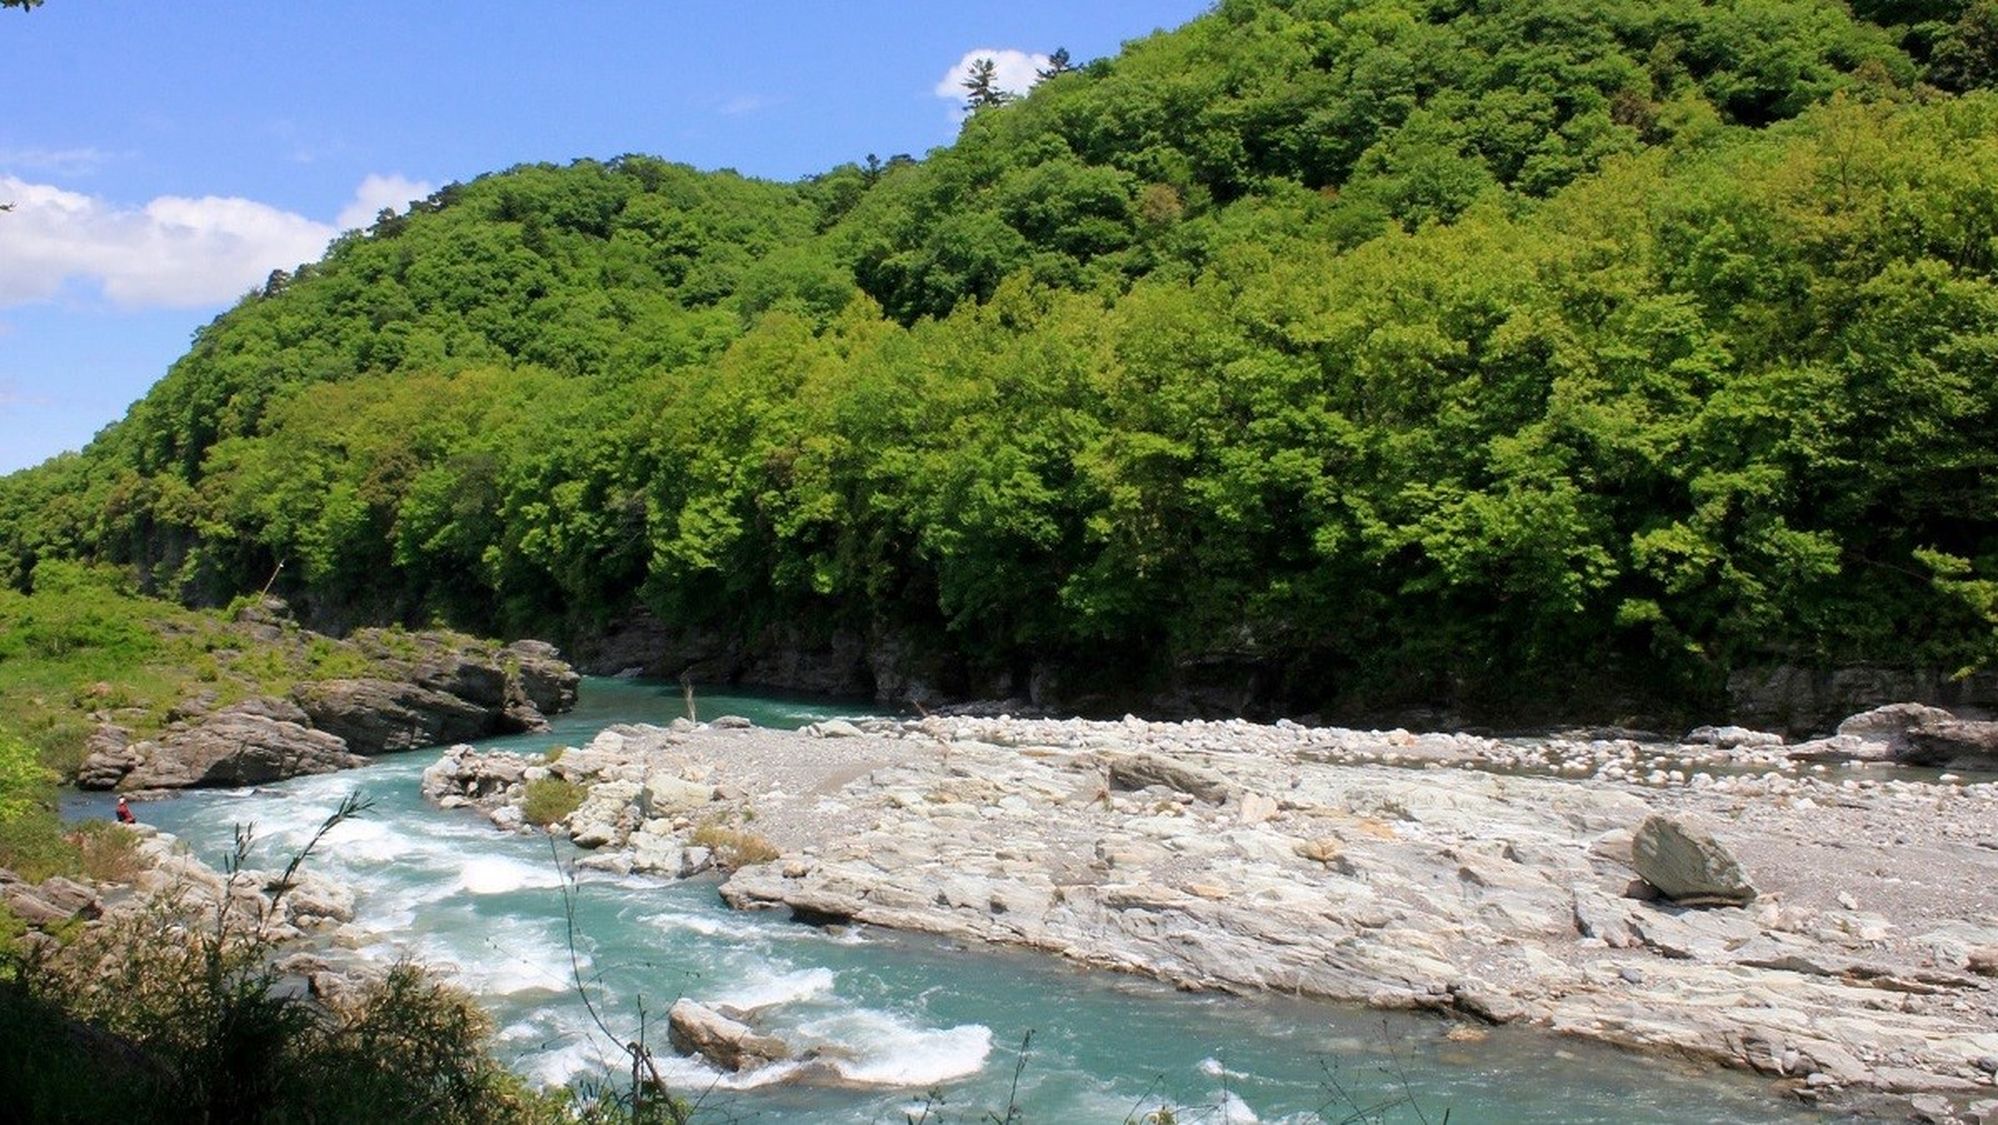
[507, 640, 581, 714]
[1682, 725, 1784, 750]
[629, 831, 685, 876]
[1903, 718, 1998, 767]
[666, 999, 791, 1072]
[75, 724, 142, 790]
[640, 772, 713, 815]
[121, 707, 361, 789]
[1784, 734, 1893, 764]
[568, 780, 643, 849]
[1837, 703, 1956, 758]
[294, 679, 498, 755]
[1834, 703, 1998, 767]
[1630, 815, 1756, 907]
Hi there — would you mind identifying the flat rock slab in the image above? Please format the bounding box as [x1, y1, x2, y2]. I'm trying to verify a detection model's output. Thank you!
[433, 712, 1998, 1115]
[121, 710, 361, 789]
[1631, 814, 1757, 906]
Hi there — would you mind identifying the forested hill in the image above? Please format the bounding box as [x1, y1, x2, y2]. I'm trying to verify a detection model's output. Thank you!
[4, 0, 1996, 721]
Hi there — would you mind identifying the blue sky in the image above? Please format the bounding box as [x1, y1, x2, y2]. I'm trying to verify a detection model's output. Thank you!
[0, 1, 1211, 474]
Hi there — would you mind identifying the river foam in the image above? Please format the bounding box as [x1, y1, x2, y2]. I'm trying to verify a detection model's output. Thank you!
[705, 965, 836, 1012]
[790, 1008, 994, 1086]
[459, 854, 565, 896]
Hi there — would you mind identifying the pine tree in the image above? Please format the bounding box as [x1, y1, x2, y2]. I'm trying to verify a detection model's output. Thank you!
[961, 57, 1010, 111]
[1035, 47, 1075, 81]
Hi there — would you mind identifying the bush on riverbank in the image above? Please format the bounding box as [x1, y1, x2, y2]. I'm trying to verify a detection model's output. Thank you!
[0, 796, 582, 1124]
[1, 945, 565, 1123]
[0, 730, 73, 882]
[688, 821, 779, 870]
[523, 776, 587, 826]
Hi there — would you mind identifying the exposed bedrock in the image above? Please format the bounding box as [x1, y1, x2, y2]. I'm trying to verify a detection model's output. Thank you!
[428, 708, 1998, 1118]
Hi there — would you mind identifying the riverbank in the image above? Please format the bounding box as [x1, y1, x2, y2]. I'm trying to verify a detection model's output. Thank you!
[427, 711, 1998, 1122]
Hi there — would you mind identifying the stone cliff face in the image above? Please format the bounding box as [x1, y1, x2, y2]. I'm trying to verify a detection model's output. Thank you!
[1728, 665, 1998, 736]
[570, 607, 1998, 737]
[77, 606, 582, 792]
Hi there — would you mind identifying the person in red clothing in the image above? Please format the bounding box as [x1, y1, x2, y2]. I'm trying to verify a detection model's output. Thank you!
[115, 795, 136, 824]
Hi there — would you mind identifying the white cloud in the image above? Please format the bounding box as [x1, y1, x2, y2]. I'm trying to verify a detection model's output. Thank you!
[933, 48, 1050, 105]
[0, 377, 53, 411]
[335, 172, 434, 231]
[0, 173, 433, 311]
[0, 176, 335, 308]
[718, 94, 776, 117]
[0, 147, 116, 176]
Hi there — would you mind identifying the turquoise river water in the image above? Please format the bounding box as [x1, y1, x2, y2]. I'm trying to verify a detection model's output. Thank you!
[81, 678, 1825, 1123]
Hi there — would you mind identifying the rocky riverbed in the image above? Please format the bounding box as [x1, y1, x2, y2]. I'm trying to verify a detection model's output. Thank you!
[2, 820, 374, 1001]
[425, 707, 1998, 1122]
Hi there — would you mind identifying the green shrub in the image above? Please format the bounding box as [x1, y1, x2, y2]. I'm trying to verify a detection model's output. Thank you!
[23, 718, 92, 780]
[1, 794, 577, 1124]
[304, 635, 370, 680]
[521, 777, 586, 827]
[0, 808, 80, 884]
[0, 731, 53, 822]
[70, 821, 143, 884]
[291, 961, 568, 1123]
[687, 822, 780, 870]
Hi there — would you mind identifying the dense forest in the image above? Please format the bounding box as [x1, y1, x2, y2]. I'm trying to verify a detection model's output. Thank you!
[4, 0, 1996, 720]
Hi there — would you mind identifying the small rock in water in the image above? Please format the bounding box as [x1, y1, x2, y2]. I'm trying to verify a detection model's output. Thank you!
[1909, 1094, 1954, 1122]
[666, 999, 790, 1072]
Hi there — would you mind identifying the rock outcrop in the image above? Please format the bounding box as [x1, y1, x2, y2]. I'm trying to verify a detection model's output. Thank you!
[1826, 703, 1998, 768]
[75, 615, 581, 790]
[1730, 665, 1998, 735]
[507, 639, 582, 715]
[119, 704, 361, 790]
[666, 999, 791, 1072]
[74, 724, 143, 789]
[295, 679, 500, 756]
[1905, 718, 1998, 768]
[432, 712, 1998, 1118]
[297, 633, 580, 755]
[0, 871, 103, 927]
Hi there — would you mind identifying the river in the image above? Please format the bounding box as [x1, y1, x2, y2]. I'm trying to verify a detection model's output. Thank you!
[85, 678, 1821, 1123]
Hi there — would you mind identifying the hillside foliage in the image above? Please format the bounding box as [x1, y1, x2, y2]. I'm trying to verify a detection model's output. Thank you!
[3, 0, 1996, 717]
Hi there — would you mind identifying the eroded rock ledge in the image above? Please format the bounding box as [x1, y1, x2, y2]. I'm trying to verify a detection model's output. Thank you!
[78, 600, 579, 792]
[427, 711, 1998, 1120]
